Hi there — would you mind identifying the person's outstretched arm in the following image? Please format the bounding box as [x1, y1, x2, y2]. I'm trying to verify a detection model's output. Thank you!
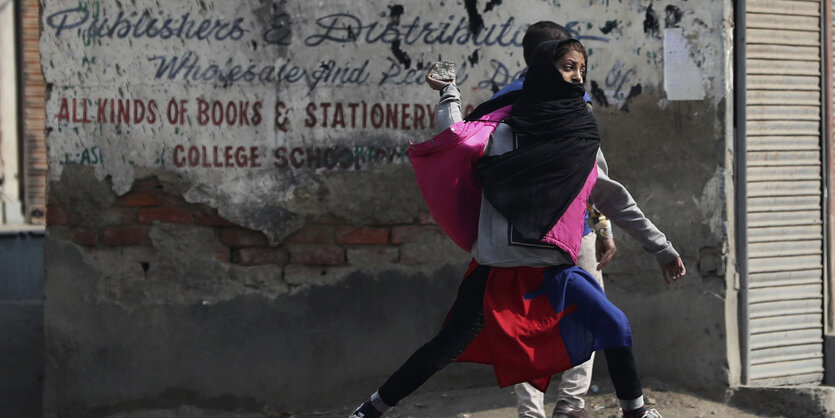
[591, 149, 686, 282]
[425, 66, 461, 133]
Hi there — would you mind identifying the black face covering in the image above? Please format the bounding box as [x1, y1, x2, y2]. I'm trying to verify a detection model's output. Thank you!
[476, 39, 601, 241]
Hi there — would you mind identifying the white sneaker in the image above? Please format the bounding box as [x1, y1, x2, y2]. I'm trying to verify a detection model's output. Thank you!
[623, 408, 663, 418]
[348, 401, 382, 418]
[643, 408, 664, 418]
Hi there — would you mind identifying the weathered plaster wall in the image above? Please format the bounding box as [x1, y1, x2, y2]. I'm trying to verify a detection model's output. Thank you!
[41, 0, 733, 415]
[594, 94, 734, 395]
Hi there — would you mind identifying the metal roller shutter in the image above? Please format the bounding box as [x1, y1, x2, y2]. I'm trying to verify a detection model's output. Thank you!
[745, 0, 825, 386]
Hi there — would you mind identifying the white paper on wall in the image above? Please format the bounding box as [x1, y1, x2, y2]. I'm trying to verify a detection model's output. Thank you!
[663, 27, 706, 101]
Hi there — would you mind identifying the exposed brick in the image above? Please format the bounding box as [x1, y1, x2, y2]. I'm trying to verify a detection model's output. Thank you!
[347, 247, 399, 266]
[103, 226, 151, 246]
[48, 195, 62, 208]
[162, 194, 192, 208]
[215, 249, 231, 263]
[232, 247, 289, 266]
[104, 207, 136, 226]
[71, 228, 99, 246]
[289, 245, 345, 265]
[391, 225, 441, 244]
[137, 207, 192, 225]
[46, 206, 70, 226]
[305, 214, 348, 225]
[193, 210, 236, 227]
[284, 225, 333, 244]
[220, 227, 269, 248]
[335, 226, 389, 245]
[115, 190, 164, 207]
[133, 177, 161, 190]
[400, 247, 428, 265]
[284, 264, 353, 286]
[47, 226, 71, 242]
[418, 211, 437, 225]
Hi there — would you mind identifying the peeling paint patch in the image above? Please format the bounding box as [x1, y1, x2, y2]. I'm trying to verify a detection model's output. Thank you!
[619, 83, 642, 112]
[625, 84, 642, 101]
[391, 39, 411, 68]
[263, 11, 294, 46]
[489, 81, 500, 94]
[484, 0, 503, 12]
[643, 4, 660, 38]
[464, 0, 485, 36]
[388, 4, 405, 24]
[346, 25, 359, 42]
[698, 246, 724, 278]
[600, 20, 618, 34]
[590, 81, 609, 107]
[665, 5, 684, 28]
[468, 49, 480, 66]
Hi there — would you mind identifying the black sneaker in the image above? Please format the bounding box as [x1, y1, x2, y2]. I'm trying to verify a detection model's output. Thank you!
[552, 400, 589, 418]
[348, 400, 382, 418]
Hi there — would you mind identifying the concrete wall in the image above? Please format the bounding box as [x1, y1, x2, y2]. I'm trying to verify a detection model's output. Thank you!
[40, 0, 734, 415]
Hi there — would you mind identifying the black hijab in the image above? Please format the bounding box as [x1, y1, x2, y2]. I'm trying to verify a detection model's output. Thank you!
[476, 39, 601, 241]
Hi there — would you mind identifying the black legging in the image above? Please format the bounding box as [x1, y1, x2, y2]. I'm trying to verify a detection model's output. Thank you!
[605, 346, 644, 401]
[378, 265, 491, 405]
[377, 264, 643, 406]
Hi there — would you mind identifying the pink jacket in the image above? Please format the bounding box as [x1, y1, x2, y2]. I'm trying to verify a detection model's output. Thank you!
[408, 105, 595, 262]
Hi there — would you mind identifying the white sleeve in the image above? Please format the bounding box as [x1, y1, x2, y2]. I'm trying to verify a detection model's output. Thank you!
[434, 84, 463, 134]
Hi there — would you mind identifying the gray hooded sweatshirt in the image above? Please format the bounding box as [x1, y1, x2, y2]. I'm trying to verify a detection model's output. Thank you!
[432, 84, 679, 268]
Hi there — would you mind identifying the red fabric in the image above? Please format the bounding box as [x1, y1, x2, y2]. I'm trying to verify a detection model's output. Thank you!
[457, 261, 577, 392]
[407, 106, 512, 251]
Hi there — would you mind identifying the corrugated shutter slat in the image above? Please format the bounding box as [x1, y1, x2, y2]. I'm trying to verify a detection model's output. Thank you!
[744, 1, 824, 380]
[743, 1, 824, 385]
[747, 135, 821, 151]
[747, 1, 820, 16]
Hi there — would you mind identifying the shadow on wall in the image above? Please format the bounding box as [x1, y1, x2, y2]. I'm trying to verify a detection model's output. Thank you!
[0, 228, 45, 417]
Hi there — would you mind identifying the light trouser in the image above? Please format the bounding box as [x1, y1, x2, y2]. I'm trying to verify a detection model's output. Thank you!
[515, 232, 604, 417]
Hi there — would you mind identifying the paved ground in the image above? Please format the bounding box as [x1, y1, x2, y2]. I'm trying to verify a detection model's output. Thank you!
[289, 378, 775, 418]
[76, 376, 827, 418]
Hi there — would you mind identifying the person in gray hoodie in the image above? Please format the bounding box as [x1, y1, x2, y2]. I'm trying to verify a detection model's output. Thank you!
[463, 21, 619, 417]
[350, 39, 684, 418]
